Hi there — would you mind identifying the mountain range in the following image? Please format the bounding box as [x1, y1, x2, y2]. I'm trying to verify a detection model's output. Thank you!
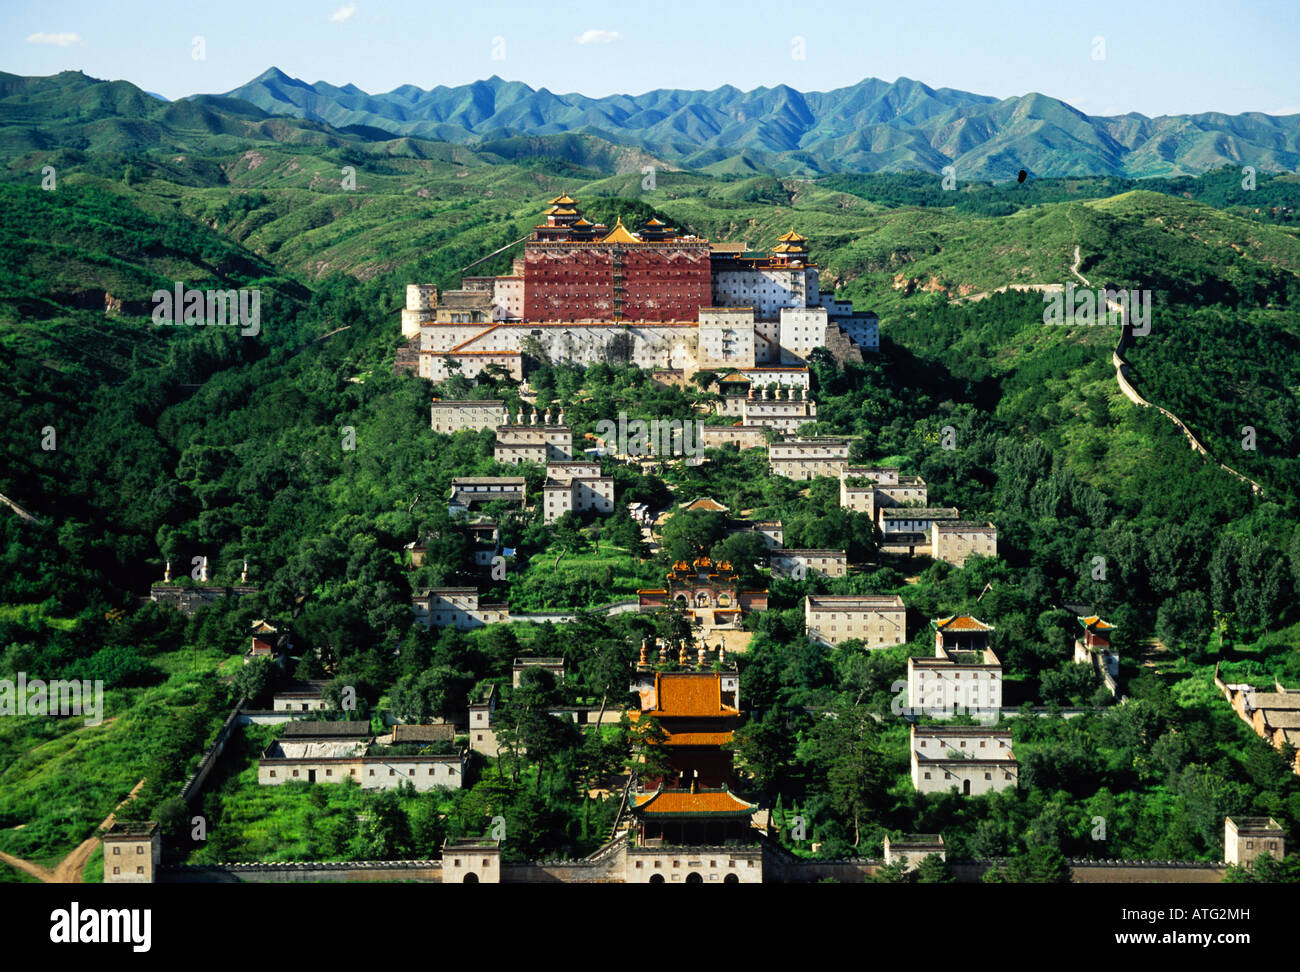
[218, 67, 1300, 180]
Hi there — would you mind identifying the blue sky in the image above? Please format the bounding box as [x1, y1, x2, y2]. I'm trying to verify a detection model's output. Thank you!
[5, 0, 1298, 116]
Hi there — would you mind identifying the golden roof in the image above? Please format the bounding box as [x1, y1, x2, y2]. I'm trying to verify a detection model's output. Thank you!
[776, 229, 807, 242]
[602, 217, 639, 244]
[549, 193, 577, 205]
[646, 671, 740, 717]
[630, 787, 756, 817]
[933, 615, 994, 632]
[681, 496, 728, 512]
[551, 207, 578, 216]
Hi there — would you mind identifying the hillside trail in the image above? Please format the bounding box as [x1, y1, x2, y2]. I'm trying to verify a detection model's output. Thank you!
[0, 778, 145, 884]
[1073, 245, 1264, 496]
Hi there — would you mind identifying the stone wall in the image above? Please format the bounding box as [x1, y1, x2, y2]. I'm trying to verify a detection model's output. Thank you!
[179, 703, 243, 805]
[161, 854, 1229, 884]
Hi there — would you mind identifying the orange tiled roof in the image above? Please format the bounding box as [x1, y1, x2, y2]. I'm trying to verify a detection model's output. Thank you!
[1079, 615, 1114, 630]
[602, 218, 639, 244]
[661, 730, 734, 747]
[681, 497, 728, 511]
[933, 615, 993, 632]
[645, 672, 739, 717]
[631, 788, 756, 817]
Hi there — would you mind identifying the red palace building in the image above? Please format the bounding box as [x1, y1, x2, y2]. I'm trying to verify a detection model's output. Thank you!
[522, 194, 712, 323]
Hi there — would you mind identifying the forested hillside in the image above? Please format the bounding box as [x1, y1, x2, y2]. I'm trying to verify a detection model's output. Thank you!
[2, 69, 1299, 870]
[218, 68, 1300, 180]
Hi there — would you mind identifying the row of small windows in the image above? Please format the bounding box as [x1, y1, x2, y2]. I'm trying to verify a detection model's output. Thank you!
[823, 632, 894, 644]
[816, 614, 897, 622]
[921, 771, 1013, 780]
[917, 671, 997, 679]
[267, 766, 457, 778]
[917, 739, 1007, 748]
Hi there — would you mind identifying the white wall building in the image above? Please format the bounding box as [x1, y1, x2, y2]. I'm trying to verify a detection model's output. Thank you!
[931, 520, 998, 567]
[910, 726, 1017, 796]
[768, 437, 852, 480]
[413, 588, 509, 630]
[771, 549, 848, 578]
[543, 461, 615, 523]
[430, 399, 505, 434]
[804, 594, 906, 647]
[908, 646, 1002, 720]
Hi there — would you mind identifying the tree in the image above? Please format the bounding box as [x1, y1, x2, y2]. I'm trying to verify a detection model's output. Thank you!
[710, 531, 769, 588]
[807, 705, 892, 846]
[868, 860, 911, 883]
[915, 853, 954, 883]
[1156, 590, 1212, 654]
[390, 665, 473, 723]
[626, 714, 674, 786]
[659, 509, 728, 563]
[230, 656, 275, 703]
[583, 639, 634, 736]
[357, 790, 413, 859]
[550, 513, 588, 572]
[1224, 853, 1300, 883]
[982, 845, 1069, 883]
[731, 709, 795, 795]
[1289, 524, 1300, 593]
[691, 370, 718, 391]
[653, 599, 694, 656]
[410, 793, 448, 855]
[1038, 660, 1100, 706]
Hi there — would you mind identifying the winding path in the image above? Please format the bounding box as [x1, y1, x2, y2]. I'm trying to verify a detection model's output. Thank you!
[1072, 246, 1264, 497]
[0, 778, 145, 883]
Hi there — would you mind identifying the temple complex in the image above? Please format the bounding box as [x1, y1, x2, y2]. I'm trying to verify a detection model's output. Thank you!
[398, 195, 878, 381]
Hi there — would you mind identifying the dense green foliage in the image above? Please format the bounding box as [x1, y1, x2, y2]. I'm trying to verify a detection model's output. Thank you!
[2, 78, 1298, 878]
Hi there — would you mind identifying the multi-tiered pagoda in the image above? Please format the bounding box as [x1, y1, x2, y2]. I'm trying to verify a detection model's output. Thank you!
[626, 649, 757, 845]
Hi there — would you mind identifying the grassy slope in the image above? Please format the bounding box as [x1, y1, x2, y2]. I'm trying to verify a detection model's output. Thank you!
[0, 647, 229, 866]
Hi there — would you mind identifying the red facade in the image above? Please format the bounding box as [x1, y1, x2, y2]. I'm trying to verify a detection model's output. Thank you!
[523, 242, 712, 322]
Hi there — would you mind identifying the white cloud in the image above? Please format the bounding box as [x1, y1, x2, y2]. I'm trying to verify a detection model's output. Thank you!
[26, 32, 83, 47]
[328, 4, 357, 23]
[575, 29, 621, 45]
